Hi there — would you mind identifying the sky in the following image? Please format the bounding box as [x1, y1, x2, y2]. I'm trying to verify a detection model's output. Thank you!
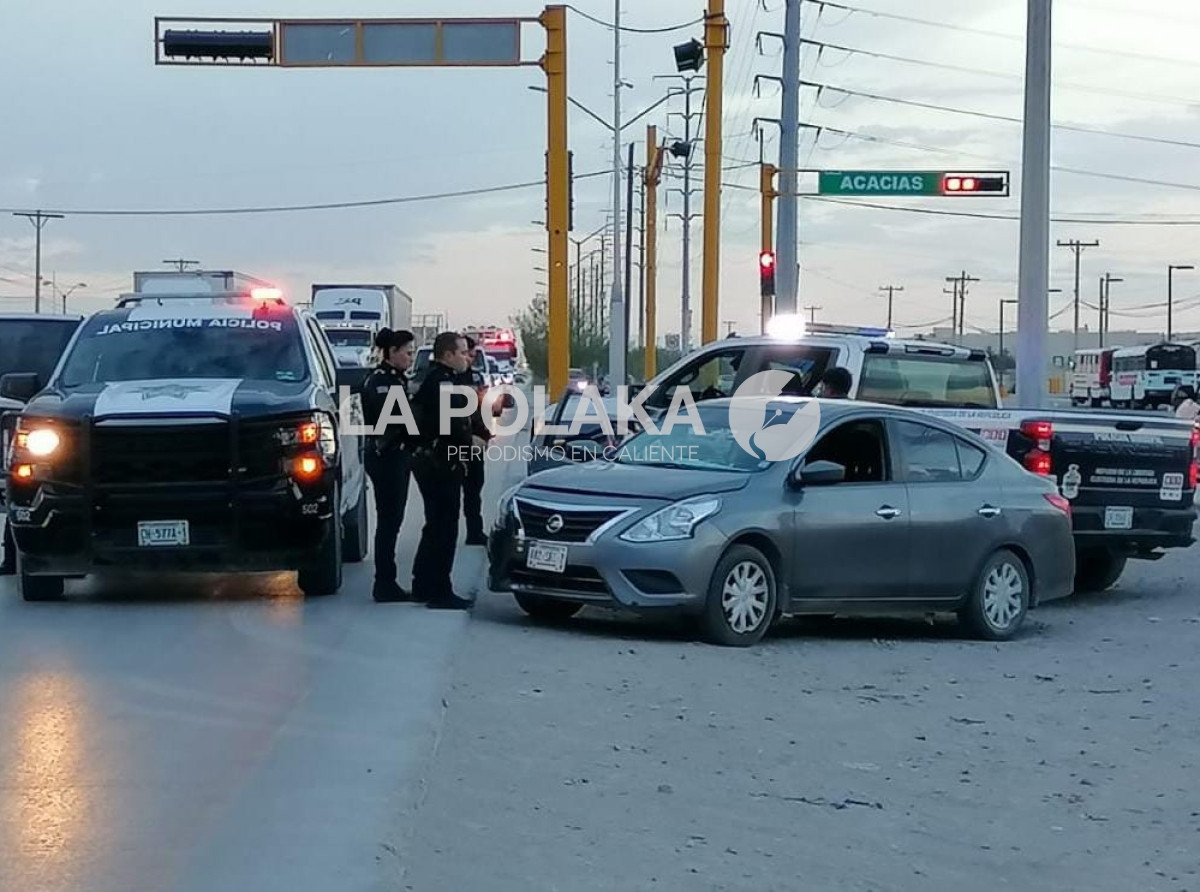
[3, 0, 1200, 343]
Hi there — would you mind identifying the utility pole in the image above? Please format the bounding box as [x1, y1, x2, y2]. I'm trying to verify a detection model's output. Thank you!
[803, 304, 821, 325]
[644, 124, 665, 378]
[1015, 0, 1053, 408]
[1057, 238, 1099, 357]
[623, 141, 635, 379]
[636, 167, 646, 350]
[607, 0, 626, 385]
[1168, 264, 1194, 341]
[945, 271, 979, 338]
[1100, 273, 1122, 347]
[12, 211, 64, 313]
[999, 298, 1018, 391]
[775, 0, 802, 314]
[701, 0, 729, 346]
[162, 258, 199, 272]
[664, 79, 704, 353]
[879, 284, 903, 330]
[945, 281, 960, 339]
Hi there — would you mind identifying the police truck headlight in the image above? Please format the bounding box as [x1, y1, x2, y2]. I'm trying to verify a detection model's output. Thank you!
[22, 427, 61, 458]
[619, 496, 721, 543]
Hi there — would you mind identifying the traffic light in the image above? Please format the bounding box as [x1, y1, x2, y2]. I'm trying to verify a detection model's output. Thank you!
[759, 250, 776, 297]
[673, 38, 705, 73]
[162, 29, 274, 61]
[941, 172, 1008, 196]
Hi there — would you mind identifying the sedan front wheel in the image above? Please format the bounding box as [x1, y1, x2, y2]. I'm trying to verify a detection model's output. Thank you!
[701, 545, 777, 647]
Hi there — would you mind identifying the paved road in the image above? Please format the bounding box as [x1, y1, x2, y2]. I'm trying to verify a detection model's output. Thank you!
[0, 442, 525, 892]
[404, 549, 1200, 892]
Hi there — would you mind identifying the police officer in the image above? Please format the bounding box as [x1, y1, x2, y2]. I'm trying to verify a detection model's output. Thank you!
[361, 327, 417, 603]
[459, 336, 494, 545]
[411, 331, 474, 610]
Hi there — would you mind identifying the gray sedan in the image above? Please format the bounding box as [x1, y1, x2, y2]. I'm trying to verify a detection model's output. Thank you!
[488, 399, 1075, 647]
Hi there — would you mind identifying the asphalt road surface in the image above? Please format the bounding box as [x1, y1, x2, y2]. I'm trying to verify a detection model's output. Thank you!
[3, 436, 1198, 891]
[0, 442, 525, 892]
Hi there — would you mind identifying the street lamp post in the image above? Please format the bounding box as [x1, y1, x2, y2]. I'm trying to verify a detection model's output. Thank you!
[999, 298, 1018, 391]
[1168, 264, 1193, 341]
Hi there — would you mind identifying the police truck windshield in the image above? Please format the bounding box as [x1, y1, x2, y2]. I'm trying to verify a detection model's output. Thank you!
[58, 315, 309, 386]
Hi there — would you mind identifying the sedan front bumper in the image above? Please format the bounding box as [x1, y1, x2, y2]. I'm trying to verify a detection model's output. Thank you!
[487, 511, 726, 614]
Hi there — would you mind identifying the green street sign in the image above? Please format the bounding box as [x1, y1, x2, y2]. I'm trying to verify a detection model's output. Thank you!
[818, 171, 941, 196]
[817, 170, 1009, 197]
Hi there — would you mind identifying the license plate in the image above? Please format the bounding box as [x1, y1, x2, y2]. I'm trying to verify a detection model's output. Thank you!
[137, 520, 190, 547]
[526, 540, 568, 573]
[1104, 506, 1133, 530]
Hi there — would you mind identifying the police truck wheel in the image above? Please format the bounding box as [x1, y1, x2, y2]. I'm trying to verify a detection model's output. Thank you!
[1073, 550, 1126, 593]
[959, 549, 1029, 641]
[342, 482, 369, 564]
[701, 545, 777, 647]
[514, 592, 582, 621]
[20, 573, 65, 602]
[298, 500, 343, 597]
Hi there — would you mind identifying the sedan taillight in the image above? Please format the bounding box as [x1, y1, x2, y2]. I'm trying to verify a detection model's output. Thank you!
[1043, 492, 1071, 516]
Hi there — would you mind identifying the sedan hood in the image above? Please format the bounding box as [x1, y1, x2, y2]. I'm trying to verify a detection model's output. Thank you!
[525, 461, 751, 500]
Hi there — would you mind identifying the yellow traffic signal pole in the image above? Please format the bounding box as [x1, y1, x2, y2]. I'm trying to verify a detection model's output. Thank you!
[541, 5, 570, 396]
[700, 0, 728, 346]
[644, 124, 665, 379]
[760, 163, 777, 334]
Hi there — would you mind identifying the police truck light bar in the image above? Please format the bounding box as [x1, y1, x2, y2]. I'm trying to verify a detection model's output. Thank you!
[941, 171, 1009, 196]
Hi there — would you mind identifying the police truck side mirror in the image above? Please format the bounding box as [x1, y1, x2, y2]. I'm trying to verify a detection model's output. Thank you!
[334, 366, 367, 395]
[0, 373, 42, 403]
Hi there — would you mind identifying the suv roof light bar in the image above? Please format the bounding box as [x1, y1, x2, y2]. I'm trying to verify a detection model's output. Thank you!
[116, 289, 287, 308]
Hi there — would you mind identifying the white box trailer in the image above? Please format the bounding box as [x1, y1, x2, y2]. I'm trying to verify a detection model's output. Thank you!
[310, 284, 412, 332]
[132, 269, 274, 295]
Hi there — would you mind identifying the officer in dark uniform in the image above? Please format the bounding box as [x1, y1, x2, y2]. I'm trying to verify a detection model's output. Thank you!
[459, 336, 494, 545]
[410, 331, 474, 610]
[360, 327, 418, 602]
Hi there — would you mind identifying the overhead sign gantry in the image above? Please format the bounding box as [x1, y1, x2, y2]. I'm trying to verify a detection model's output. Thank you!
[153, 11, 574, 394]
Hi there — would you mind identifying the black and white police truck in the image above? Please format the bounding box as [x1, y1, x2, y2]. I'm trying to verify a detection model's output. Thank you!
[1, 291, 369, 600]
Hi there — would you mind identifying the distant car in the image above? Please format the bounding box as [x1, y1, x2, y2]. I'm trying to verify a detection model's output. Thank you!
[489, 399, 1075, 647]
[323, 326, 375, 368]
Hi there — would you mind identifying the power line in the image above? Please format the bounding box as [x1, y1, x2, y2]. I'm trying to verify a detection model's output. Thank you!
[805, 123, 1200, 192]
[804, 196, 1200, 225]
[566, 5, 703, 33]
[0, 172, 608, 218]
[802, 37, 1200, 107]
[804, 0, 1200, 69]
[804, 79, 1200, 151]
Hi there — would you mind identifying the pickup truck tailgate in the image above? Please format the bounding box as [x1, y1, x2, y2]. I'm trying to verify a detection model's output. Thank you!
[1051, 417, 1195, 533]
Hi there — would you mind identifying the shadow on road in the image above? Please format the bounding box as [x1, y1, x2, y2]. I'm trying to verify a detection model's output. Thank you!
[46, 572, 304, 605]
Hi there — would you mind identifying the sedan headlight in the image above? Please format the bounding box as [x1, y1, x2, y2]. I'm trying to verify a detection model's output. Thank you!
[619, 496, 721, 543]
[495, 483, 523, 526]
[21, 427, 60, 458]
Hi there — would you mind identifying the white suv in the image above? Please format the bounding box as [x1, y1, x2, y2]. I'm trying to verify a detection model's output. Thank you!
[640, 324, 1002, 411]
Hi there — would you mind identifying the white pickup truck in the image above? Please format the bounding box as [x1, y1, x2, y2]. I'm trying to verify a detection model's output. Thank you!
[636, 323, 1198, 593]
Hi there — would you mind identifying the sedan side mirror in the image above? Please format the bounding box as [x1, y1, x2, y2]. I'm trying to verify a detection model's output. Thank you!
[790, 459, 846, 487]
[0, 372, 42, 403]
[335, 366, 367, 395]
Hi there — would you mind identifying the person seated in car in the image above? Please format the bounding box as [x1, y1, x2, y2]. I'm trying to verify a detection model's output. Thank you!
[814, 366, 853, 399]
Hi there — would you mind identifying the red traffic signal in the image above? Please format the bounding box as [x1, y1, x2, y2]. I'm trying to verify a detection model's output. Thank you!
[941, 172, 1008, 196]
[759, 251, 776, 297]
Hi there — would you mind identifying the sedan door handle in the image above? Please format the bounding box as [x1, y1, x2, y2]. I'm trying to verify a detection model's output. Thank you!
[977, 505, 1001, 518]
[875, 506, 902, 520]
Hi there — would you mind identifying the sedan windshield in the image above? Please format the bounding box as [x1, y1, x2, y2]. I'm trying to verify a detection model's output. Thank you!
[615, 407, 770, 472]
[58, 314, 309, 386]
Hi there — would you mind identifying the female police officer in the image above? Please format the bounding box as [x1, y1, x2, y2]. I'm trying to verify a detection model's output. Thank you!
[361, 327, 417, 602]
